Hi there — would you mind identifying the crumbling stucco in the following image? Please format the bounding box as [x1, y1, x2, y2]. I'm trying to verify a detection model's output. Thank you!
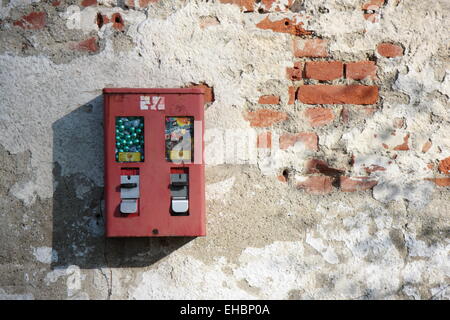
[0, 0, 448, 300]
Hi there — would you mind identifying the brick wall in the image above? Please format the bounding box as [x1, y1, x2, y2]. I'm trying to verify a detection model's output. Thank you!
[218, 0, 450, 196]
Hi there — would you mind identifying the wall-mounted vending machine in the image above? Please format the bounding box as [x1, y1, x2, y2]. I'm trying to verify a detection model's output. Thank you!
[103, 88, 205, 237]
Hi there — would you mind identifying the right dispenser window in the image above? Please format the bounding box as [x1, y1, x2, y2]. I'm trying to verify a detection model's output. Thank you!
[165, 116, 194, 163]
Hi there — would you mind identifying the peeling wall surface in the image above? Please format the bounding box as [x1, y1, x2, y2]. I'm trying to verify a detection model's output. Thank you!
[0, 0, 449, 300]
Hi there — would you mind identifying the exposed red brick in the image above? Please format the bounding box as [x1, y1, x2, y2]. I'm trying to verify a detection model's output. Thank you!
[438, 157, 450, 174]
[377, 42, 404, 58]
[426, 178, 450, 187]
[362, 0, 385, 10]
[257, 132, 272, 149]
[293, 61, 302, 70]
[297, 176, 333, 195]
[304, 107, 335, 127]
[297, 85, 379, 105]
[70, 37, 99, 52]
[13, 12, 46, 30]
[340, 176, 378, 192]
[364, 13, 380, 23]
[256, 17, 312, 36]
[219, 0, 255, 11]
[244, 110, 288, 127]
[305, 61, 343, 81]
[393, 133, 410, 151]
[362, 0, 385, 23]
[346, 61, 377, 80]
[293, 39, 328, 58]
[81, 0, 97, 6]
[286, 62, 302, 81]
[97, 13, 110, 29]
[279, 132, 318, 151]
[288, 86, 296, 105]
[422, 140, 432, 153]
[112, 13, 125, 31]
[52, 1, 61, 6]
[286, 67, 302, 81]
[187, 83, 214, 104]
[277, 175, 287, 182]
[258, 95, 280, 105]
[427, 163, 434, 170]
[306, 159, 344, 176]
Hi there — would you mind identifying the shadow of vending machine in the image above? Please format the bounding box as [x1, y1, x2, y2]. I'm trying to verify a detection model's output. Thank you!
[103, 88, 205, 237]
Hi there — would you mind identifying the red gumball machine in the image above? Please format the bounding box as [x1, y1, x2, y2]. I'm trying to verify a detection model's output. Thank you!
[103, 88, 205, 237]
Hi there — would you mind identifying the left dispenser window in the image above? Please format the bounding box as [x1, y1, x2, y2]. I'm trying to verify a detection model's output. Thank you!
[115, 116, 144, 162]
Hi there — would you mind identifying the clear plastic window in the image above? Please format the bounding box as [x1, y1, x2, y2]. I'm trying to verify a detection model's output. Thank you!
[115, 116, 144, 162]
[165, 117, 194, 163]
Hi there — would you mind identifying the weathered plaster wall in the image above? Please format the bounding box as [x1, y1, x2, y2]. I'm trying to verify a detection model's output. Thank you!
[0, 0, 448, 299]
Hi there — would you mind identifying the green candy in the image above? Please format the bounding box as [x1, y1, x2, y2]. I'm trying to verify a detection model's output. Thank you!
[115, 117, 145, 160]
